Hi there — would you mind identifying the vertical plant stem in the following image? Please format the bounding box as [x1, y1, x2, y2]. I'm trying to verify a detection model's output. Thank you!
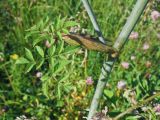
[81, 0, 106, 44]
[3, 66, 16, 93]
[87, 0, 149, 119]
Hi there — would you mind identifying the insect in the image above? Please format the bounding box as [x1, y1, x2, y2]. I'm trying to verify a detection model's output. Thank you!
[62, 33, 117, 54]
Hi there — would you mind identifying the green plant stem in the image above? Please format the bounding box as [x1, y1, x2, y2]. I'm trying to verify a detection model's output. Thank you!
[87, 0, 149, 119]
[113, 92, 160, 120]
[3, 66, 16, 93]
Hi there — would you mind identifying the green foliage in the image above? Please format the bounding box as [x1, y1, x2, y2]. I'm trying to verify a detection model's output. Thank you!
[0, 0, 160, 119]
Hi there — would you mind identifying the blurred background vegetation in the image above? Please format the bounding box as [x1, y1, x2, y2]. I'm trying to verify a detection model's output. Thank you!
[0, 0, 160, 119]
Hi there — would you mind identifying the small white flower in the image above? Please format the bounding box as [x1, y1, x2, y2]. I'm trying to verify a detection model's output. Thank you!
[130, 55, 136, 60]
[143, 43, 150, 50]
[45, 40, 51, 48]
[129, 32, 139, 40]
[36, 72, 42, 78]
[121, 62, 130, 69]
[141, 106, 148, 112]
[117, 80, 127, 90]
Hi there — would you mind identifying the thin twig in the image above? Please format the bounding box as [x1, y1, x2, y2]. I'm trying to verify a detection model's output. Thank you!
[113, 92, 160, 120]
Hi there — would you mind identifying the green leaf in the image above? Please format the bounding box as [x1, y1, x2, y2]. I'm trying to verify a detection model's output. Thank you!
[25, 108, 33, 113]
[48, 45, 56, 56]
[56, 100, 64, 107]
[25, 63, 35, 73]
[25, 48, 35, 61]
[57, 32, 64, 54]
[59, 74, 70, 83]
[54, 60, 70, 74]
[25, 30, 39, 39]
[64, 21, 78, 28]
[62, 28, 69, 34]
[126, 115, 141, 120]
[15, 57, 30, 64]
[42, 82, 49, 98]
[57, 84, 61, 99]
[57, 31, 62, 40]
[35, 46, 44, 57]
[36, 58, 44, 69]
[63, 83, 72, 93]
[64, 46, 79, 54]
[55, 16, 61, 30]
[104, 89, 114, 98]
[58, 40, 64, 54]
[49, 57, 56, 74]
[50, 57, 55, 68]
[40, 73, 50, 82]
[33, 38, 43, 47]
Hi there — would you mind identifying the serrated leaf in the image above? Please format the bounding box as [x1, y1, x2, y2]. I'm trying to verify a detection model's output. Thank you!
[25, 48, 35, 61]
[15, 57, 30, 64]
[35, 46, 44, 57]
[104, 89, 114, 98]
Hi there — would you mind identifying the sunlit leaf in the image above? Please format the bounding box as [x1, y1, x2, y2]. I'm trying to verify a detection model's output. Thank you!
[64, 21, 78, 28]
[104, 89, 114, 98]
[36, 58, 45, 69]
[35, 46, 44, 57]
[15, 57, 30, 64]
[25, 63, 35, 73]
[54, 60, 70, 74]
[25, 48, 35, 61]
[48, 45, 56, 56]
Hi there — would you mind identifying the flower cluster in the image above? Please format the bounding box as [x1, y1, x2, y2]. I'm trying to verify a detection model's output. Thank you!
[129, 32, 139, 40]
[154, 104, 160, 113]
[117, 80, 127, 90]
[121, 62, 129, 69]
[151, 10, 160, 21]
[86, 76, 94, 85]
